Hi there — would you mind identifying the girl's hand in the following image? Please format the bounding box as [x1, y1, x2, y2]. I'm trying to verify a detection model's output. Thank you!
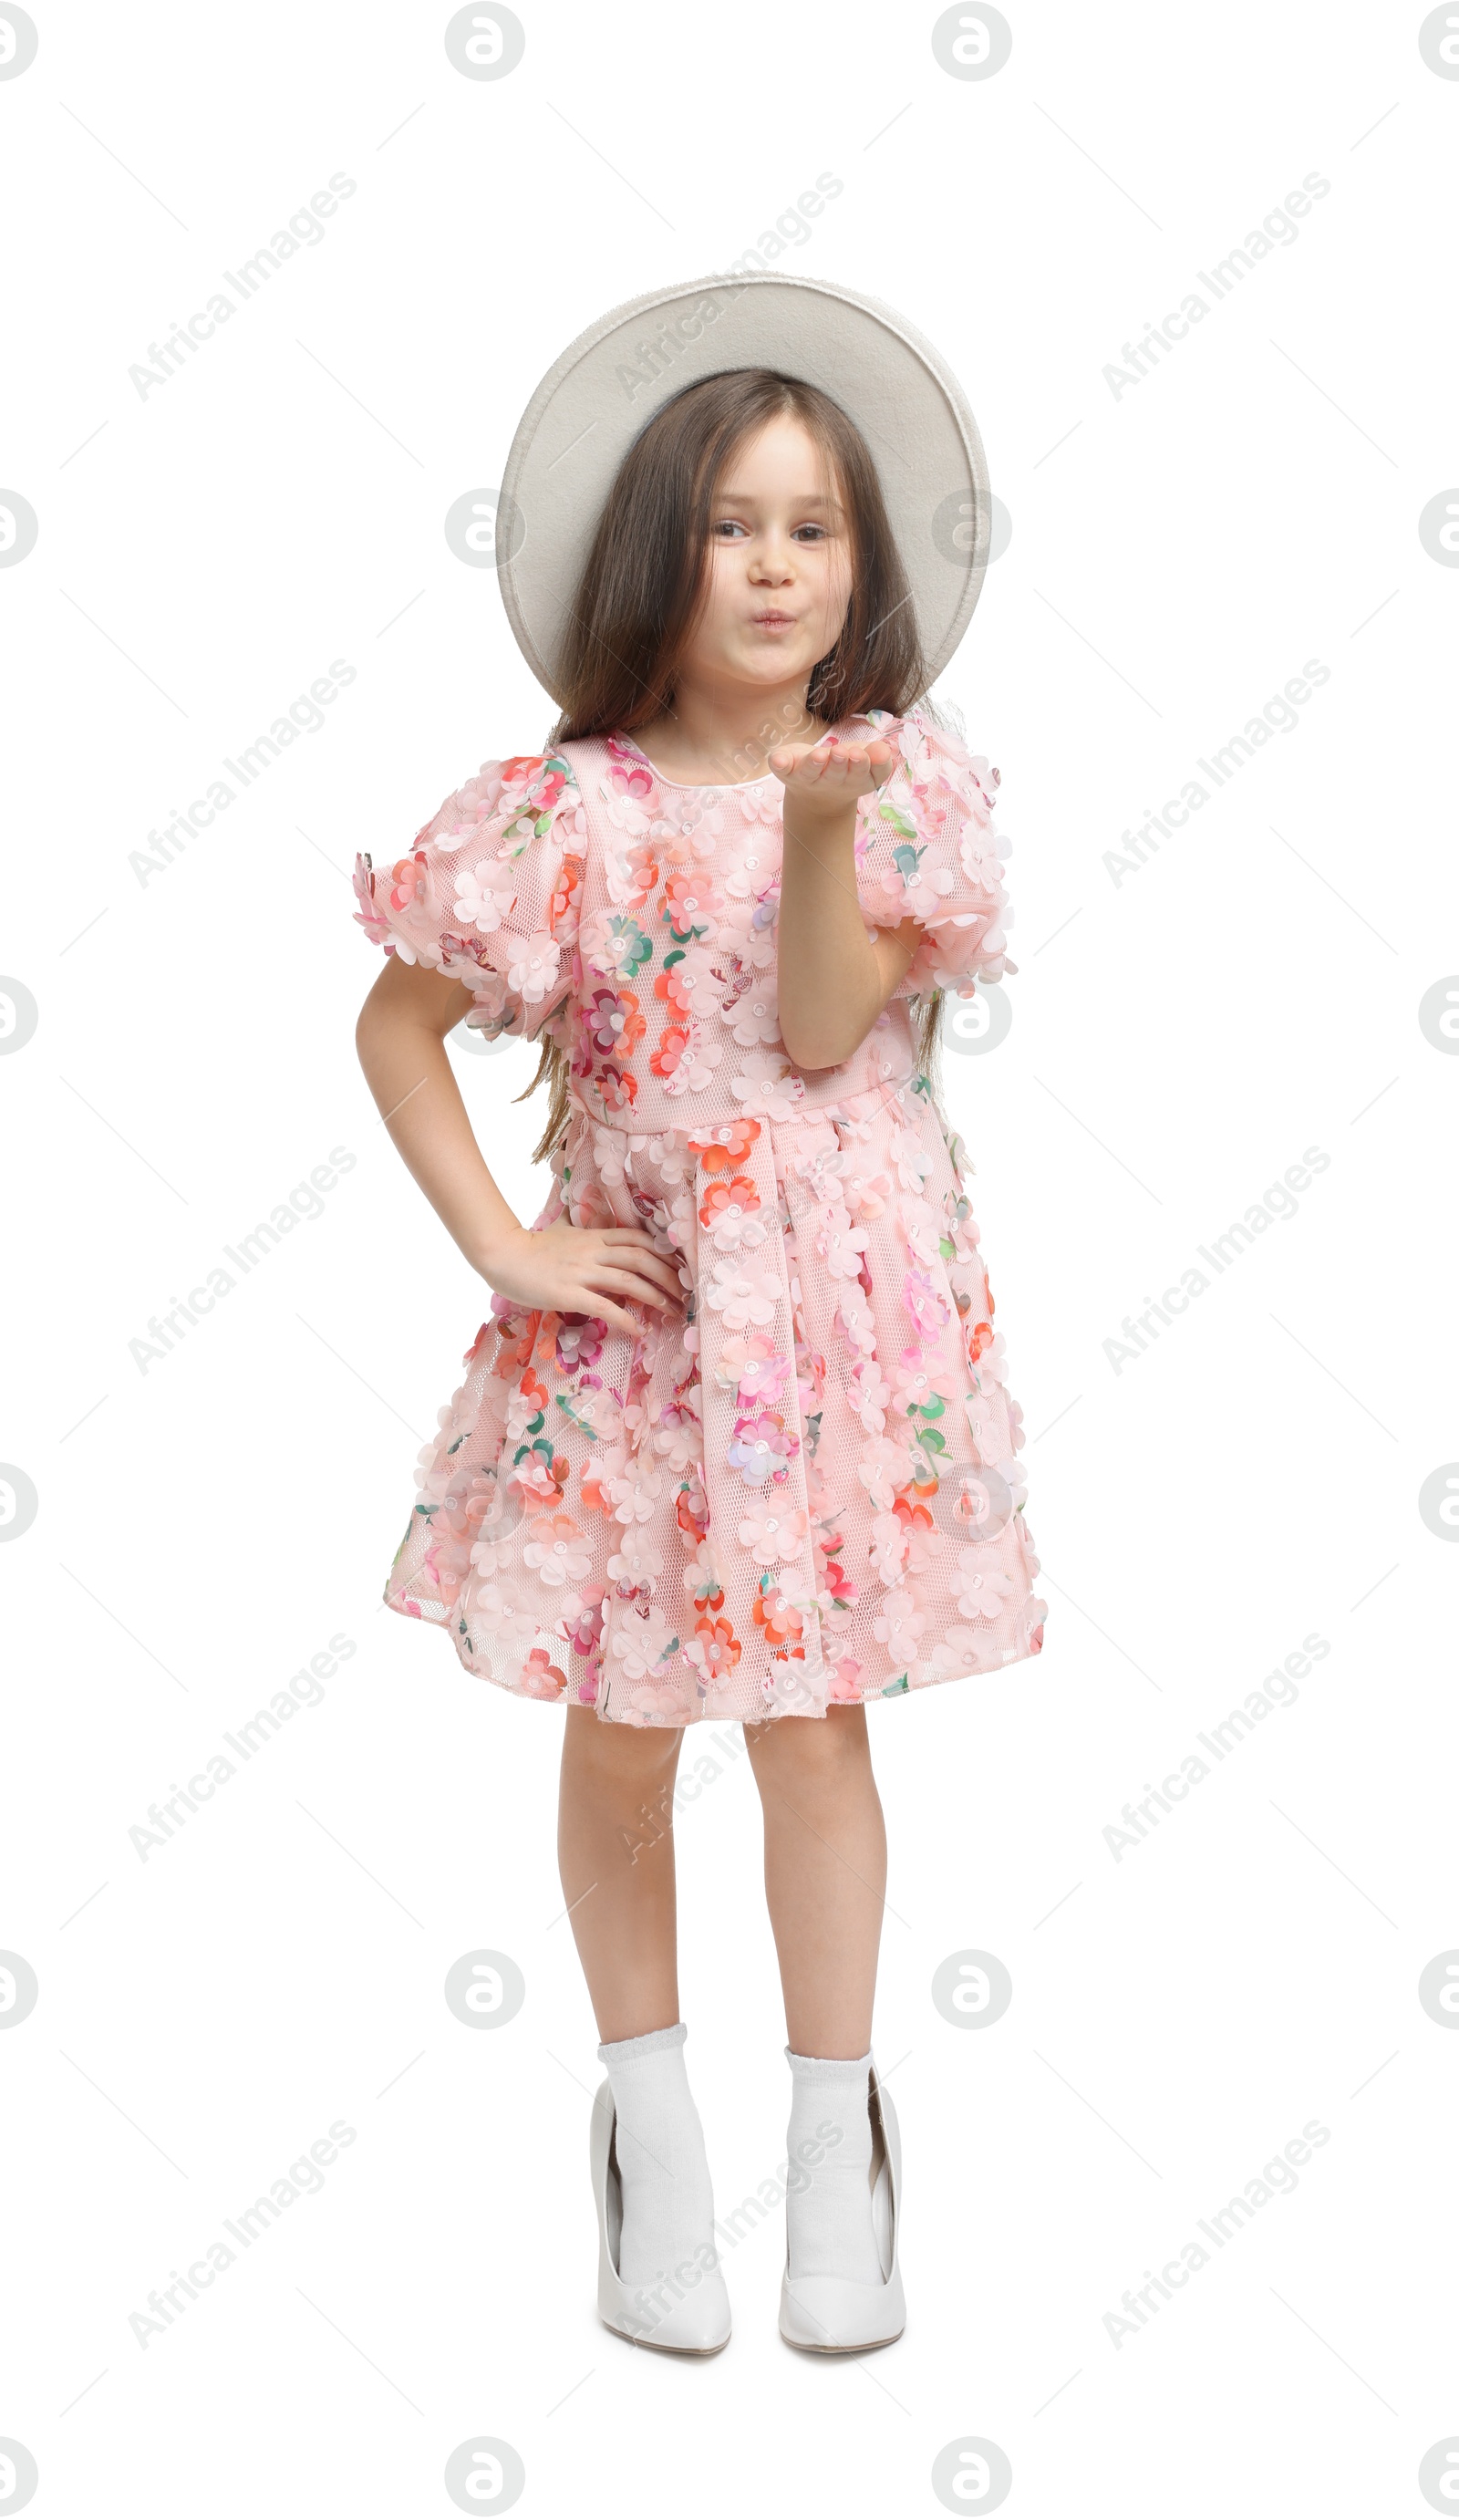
[478, 1219, 685, 1336]
[768, 734, 895, 821]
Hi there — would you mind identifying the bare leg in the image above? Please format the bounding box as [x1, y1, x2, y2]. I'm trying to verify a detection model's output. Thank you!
[558, 1705, 686, 2043]
[742, 1703, 887, 2058]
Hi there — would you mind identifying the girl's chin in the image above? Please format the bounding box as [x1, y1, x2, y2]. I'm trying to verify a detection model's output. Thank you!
[721, 646, 817, 685]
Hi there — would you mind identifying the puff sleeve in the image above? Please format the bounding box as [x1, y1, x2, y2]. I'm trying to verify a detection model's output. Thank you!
[853, 703, 1014, 1000]
[352, 750, 585, 1042]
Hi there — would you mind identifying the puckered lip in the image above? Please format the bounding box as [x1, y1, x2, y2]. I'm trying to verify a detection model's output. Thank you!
[749, 609, 798, 626]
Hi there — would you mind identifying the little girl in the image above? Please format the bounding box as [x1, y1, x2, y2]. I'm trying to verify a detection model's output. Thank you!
[353, 337, 1046, 2358]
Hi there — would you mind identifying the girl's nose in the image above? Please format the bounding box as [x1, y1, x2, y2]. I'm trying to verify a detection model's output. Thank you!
[750, 538, 796, 582]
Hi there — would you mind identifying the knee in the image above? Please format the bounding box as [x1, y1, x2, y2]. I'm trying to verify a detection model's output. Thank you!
[564, 1708, 683, 1793]
[746, 1705, 869, 1797]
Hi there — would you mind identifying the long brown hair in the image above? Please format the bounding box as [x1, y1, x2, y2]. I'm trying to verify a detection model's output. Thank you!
[518, 368, 947, 1158]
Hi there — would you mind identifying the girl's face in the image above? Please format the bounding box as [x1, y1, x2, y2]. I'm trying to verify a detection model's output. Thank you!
[680, 413, 854, 702]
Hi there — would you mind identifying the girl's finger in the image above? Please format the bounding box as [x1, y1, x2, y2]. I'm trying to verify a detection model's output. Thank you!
[578, 1273, 664, 1311]
[582, 1294, 641, 1335]
[592, 1264, 674, 1303]
[596, 1238, 685, 1289]
[633, 1250, 689, 1293]
[588, 1263, 677, 1307]
[587, 1234, 688, 1301]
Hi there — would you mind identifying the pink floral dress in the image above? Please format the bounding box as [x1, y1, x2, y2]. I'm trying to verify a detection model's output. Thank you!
[352, 702, 1047, 1726]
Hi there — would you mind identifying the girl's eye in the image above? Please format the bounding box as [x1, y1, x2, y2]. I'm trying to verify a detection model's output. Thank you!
[709, 521, 832, 542]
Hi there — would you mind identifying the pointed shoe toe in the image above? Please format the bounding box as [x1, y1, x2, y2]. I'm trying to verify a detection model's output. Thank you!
[779, 2265, 906, 2353]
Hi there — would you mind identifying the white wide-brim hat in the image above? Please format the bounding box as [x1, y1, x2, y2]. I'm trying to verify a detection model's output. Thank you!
[495, 271, 990, 706]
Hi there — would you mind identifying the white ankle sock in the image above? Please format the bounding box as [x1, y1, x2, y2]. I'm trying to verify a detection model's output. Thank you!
[784, 2045, 884, 2285]
[597, 2020, 717, 2289]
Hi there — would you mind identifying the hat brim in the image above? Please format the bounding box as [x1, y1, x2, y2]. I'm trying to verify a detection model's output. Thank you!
[495, 271, 990, 707]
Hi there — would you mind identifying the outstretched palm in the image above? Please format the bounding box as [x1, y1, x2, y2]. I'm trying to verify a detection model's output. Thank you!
[768, 735, 895, 816]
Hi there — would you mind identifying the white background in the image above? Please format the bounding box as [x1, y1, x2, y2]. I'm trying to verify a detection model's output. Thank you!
[3, 1, 1457, 2513]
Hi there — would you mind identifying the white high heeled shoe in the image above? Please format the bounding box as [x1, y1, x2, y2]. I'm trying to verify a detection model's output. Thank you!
[779, 2062, 905, 2353]
[589, 2077, 732, 2355]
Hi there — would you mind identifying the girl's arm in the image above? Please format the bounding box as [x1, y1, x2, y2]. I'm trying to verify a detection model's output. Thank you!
[771, 737, 923, 1070]
[355, 955, 683, 1333]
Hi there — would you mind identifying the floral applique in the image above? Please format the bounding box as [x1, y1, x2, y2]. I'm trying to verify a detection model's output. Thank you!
[354, 704, 1046, 1721]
